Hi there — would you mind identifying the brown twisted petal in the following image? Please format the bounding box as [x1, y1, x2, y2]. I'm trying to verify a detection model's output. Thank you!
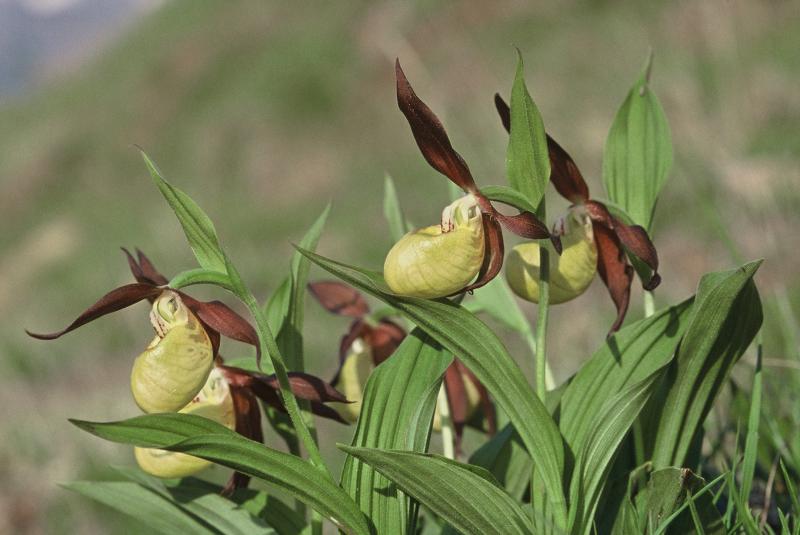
[337, 319, 368, 370]
[396, 59, 478, 193]
[494, 94, 590, 204]
[585, 201, 660, 290]
[217, 365, 349, 424]
[122, 248, 169, 287]
[463, 215, 504, 294]
[222, 385, 263, 495]
[366, 320, 406, 365]
[26, 283, 162, 340]
[444, 363, 469, 453]
[593, 222, 633, 334]
[180, 296, 261, 364]
[493, 210, 563, 254]
[308, 281, 370, 318]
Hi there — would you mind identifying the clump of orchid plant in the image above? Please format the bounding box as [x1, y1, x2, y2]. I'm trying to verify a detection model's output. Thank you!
[28, 249, 347, 493]
[23, 50, 769, 535]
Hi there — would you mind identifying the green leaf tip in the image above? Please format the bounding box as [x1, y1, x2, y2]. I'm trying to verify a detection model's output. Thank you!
[506, 47, 550, 211]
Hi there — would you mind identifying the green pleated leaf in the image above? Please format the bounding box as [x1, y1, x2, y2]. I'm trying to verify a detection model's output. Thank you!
[141, 151, 228, 274]
[340, 447, 531, 535]
[559, 297, 694, 451]
[111, 466, 274, 535]
[167, 478, 307, 535]
[384, 174, 411, 243]
[65, 480, 217, 535]
[648, 260, 763, 469]
[341, 330, 452, 534]
[466, 276, 530, 334]
[568, 368, 668, 535]
[602, 53, 673, 230]
[70, 414, 369, 535]
[469, 424, 532, 502]
[296, 248, 568, 527]
[506, 50, 550, 211]
[171, 477, 307, 535]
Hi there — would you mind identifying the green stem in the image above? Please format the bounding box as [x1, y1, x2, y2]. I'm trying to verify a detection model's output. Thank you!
[437, 383, 456, 459]
[535, 243, 550, 403]
[633, 290, 657, 470]
[239, 290, 332, 479]
[643, 290, 655, 318]
[524, 329, 555, 391]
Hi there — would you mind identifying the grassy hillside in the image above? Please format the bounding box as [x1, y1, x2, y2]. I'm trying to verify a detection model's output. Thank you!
[1, 0, 798, 532]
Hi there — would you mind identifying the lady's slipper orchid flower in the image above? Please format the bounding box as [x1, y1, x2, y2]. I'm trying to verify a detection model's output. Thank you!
[495, 96, 661, 332]
[27, 249, 348, 494]
[309, 280, 495, 451]
[134, 367, 235, 478]
[384, 61, 561, 299]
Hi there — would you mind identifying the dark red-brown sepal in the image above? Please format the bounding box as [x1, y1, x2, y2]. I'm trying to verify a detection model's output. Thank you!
[493, 209, 562, 254]
[308, 281, 370, 318]
[221, 385, 264, 496]
[593, 222, 634, 334]
[123, 248, 169, 286]
[365, 319, 406, 365]
[180, 296, 260, 364]
[585, 200, 660, 291]
[218, 365, 349, 424]
[462, 215, 504, 294]
[396, 59, 478, 194]
[443, 362, 470, 455]
[26, 283, 162, 340]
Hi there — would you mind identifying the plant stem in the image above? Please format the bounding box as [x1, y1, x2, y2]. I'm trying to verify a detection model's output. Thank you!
[535, 242, 550, 403]
[633, 290, 657, 470]
[523, 329, 555, 391]
[643, 290, 655, 318]
[437, 383, 456, 460]
[239, 290, 332, 479]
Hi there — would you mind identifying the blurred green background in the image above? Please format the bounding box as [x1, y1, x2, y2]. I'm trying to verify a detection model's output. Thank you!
[1, 0, 798, 532]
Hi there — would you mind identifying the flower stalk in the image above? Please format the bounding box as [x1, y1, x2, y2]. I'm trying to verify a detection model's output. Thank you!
[237, 287, 332, 479]
[534, 205, 550, 403]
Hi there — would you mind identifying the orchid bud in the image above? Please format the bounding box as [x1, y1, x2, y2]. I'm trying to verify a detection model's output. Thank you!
[506, 206, 597, 304]
[384, 194, 485, 298]
[330, 338, 373, 424]
[130, 291, 214, 413]
[134, 368, 234, 478]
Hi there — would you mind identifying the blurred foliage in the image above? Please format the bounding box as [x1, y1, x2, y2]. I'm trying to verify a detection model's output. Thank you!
[0, 0, 798, 532]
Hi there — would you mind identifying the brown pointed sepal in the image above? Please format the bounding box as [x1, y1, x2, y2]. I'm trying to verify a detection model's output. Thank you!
[221, 385, 264, 495]
[593, 222, 633, 334]
[26, 283, 162, 340]
[123, 248, 169, 286]
[462, 215, 504, 294]
[585, 200, 660, 290]
[308, 281, 370, 318]
[180, 296, 261, 364]
[218, 365, 349, 424]
[396, 59, 477, 193]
